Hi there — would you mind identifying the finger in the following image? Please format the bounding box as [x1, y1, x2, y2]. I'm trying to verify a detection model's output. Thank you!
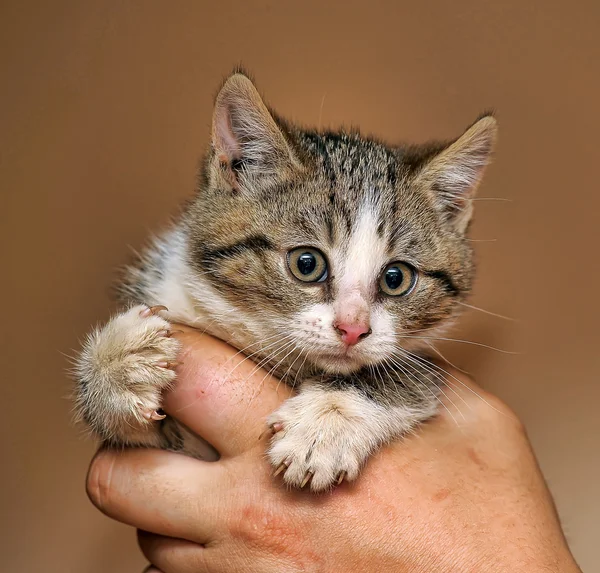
[87, 447, 228, 544]
[143, 567, 163, 573]
[165, 327, 294, 457]
[138, 530, 211, 573]
[138, 530, 275, 573]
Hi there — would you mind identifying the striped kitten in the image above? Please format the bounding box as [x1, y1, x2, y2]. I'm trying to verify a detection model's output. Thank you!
[75, 72, 496, 491]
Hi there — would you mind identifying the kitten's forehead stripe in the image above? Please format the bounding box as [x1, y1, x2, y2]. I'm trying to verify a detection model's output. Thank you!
[325, 216, 334, 245]
[386, 162, 398, 187]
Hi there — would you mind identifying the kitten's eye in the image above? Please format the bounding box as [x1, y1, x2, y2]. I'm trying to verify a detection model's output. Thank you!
[380, 262, 417, 296]
[287, 248, 328, 283]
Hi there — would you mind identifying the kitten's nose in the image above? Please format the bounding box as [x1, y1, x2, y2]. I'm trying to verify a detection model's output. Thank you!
[334, 322, 372, 346]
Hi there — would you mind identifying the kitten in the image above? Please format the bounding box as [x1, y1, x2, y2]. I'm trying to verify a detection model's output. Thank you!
[75, 71, 496, 492]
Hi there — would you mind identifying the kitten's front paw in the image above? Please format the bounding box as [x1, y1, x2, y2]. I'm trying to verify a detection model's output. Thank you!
[267, 389, 376, 492]
[75, 304, 181, 445]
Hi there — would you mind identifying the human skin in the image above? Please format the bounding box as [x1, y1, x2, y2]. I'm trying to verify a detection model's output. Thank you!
[87, 327, 581, 573]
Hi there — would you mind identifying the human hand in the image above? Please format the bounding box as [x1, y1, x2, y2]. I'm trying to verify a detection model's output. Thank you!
[87, 327, 581, 572]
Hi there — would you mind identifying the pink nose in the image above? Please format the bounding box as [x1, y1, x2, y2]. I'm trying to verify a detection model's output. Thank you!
[334, 322, 372, 346]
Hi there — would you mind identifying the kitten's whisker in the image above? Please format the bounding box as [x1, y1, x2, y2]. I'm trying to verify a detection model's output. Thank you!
[393, 350, 470, 415]
[174, 336, 297, 414]
[279, 342, 311, 387]
[372, 364, 386, 395]
[384, 356, 460, 428]
[397, 348, 507, 417]
[399, 335, 518, 355]
[375, 362, 392, 397]
[253, 341, 304, 405]
[242, 342, 307, 421]
[200, 333, 296, 395]
[216, 339, 300, 421]
[400, 327, 457, 336]
[367, 364, 376, 390]
[242, 338, 299, 383]
[457, 301, 516, 322]
[317, 92, 327, 131]
[290, 343, 315, 389]
[423, 341, 470, 375]
[269, 338, 322, 401]
[215, 331, 291, 364]
[387, 353, 466, 421]
[215, 333, 296, 383]
[370, 363, 385, 396]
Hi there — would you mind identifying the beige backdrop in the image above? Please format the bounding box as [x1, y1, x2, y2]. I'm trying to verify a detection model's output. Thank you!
[1, 1, 598, 571]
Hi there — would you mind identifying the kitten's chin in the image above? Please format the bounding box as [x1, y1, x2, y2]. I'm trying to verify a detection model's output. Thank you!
[313, 353, 368, 375]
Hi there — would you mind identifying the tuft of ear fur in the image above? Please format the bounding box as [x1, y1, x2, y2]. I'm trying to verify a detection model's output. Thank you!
[416, 115, 497, 233]
[211, 72, 300, 191]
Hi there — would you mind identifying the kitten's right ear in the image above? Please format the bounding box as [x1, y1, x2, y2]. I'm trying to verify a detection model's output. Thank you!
[211, 73, 300, 191]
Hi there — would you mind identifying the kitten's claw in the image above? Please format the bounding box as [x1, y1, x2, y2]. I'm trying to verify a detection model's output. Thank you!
[157, 329, 184, 338]
[140, 305, 169, 318]
[166, 329, 184, 337]
[156, 360, 181, 369]
[142, 409, 166, 421]
[273, 461, 289, 477]
[271, 422, 284, 433]
[300, 471, 313, 489]
[336, 471, 347, 486]
[259, 422, 284, 441]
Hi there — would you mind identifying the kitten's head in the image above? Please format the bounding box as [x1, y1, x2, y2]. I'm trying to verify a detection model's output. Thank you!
[186, 72, 497, 375]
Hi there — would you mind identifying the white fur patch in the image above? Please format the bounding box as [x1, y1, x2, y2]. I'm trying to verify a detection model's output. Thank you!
[335, 200, 387, 297]
[144, 230, 200, 325]
[147, 229, 260, 350]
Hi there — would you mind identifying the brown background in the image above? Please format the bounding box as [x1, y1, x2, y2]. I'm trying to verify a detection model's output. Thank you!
[1, 1, 598, 571]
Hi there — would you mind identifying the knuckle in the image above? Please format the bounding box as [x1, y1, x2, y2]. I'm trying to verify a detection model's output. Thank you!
[230, 502, 302, 557]
[86, 449, 116, 512]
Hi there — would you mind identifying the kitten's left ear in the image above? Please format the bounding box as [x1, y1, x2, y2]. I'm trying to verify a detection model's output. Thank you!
[416, 115, 497, 233]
